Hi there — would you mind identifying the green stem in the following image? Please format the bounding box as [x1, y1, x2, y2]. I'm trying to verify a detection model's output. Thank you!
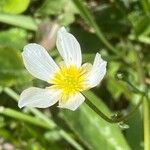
[0, 107, 50, 129]
[84, 95, 143, 123]
[124, 79, 145, 95]
[72, 0, 118, 54]
[143, 97, 150, 150]
[3, 87, 19, 102]
[134, 49, 150, 150]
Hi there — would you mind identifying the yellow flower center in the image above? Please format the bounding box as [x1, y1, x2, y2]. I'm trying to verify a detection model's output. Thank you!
[49, 65, 88, 96]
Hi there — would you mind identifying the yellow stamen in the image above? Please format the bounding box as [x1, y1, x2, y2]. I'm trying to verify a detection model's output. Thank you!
[49, 65, 88, 97]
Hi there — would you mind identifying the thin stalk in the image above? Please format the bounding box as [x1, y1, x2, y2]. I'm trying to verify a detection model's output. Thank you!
[29, 108, 56, 129]
[84, 95, 143, 123]
[4, 87, 19, 102]
[59, 130, 83, 150]
[143, 97, 150, 150]
[0, 107, 50, 129]
[3, 87, 84, 150]
[72, 0, 118, 54]
[125, 79, 145, 95]
[134, 49, 150, 150]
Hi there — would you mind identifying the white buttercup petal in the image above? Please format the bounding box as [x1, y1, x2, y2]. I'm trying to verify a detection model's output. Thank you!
[18, 87, 60, 108]
[59, 92, 85, 111]
[87, 53, 107, 88]
[56, 27, 82, 67]
[22, 43, 59, 82]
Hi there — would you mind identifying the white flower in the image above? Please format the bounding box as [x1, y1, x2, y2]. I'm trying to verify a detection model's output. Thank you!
[18, 27, 107, 111]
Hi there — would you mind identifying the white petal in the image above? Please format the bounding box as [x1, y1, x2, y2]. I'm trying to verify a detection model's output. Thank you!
[56, 27, 82, 67]
[22, 43, 59, 81]
[18, 87, 60, 108]
[87, 53, 107, 88]
[81, 63, 92, 76]
[59, 92, 85, 111]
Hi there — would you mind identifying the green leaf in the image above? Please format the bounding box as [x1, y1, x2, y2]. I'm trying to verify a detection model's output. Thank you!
[60, 0, 78, 25]
[140, 0, 150, 15]
[61, 91, 131, 150]
[129, 34, 150, 44]
[36, 0, 65, 16]
[0, 13, 38, 31]
[0, 47, 32, 87]
[128, 12, 150, 36]
[36, 0, 78, 25]
[0, 0, 30, 14]
[125, 98, 143, 150]
[0, 28, 27, 49]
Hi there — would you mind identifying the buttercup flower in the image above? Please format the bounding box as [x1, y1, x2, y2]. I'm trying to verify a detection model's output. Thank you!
[18, 27, 107, 111]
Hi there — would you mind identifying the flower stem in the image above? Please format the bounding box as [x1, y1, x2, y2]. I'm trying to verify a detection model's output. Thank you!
[72, 0, 118, 55]
[143, 96, 150, 150]
[84, 94, 143, 123]
[134, 49, 150, 150]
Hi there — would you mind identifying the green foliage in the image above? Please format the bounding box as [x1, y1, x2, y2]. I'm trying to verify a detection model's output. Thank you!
[0, 0, 149, 149]
[61, 91, 131, 150]
[0, 13, 38, 30]
[0, 47, 32, 87]
[0, 28, 27, 49]
[36, 0, 65, 16]
[0, 0, 30, 14]
[36, 0, 78, 25]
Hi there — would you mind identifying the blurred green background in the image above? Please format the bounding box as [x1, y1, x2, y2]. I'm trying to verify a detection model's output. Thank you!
[0, 0, 149, 150]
